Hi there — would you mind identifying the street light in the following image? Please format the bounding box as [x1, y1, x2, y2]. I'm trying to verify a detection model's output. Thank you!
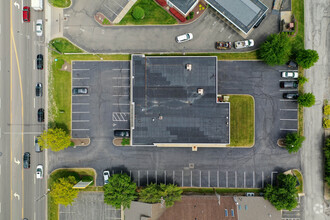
[36, 188, 51, 201]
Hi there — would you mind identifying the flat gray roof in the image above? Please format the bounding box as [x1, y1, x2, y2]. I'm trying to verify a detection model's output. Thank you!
[131, 55, 230, 146]
[168, 0, 197, 15]
[206, 0, 268, 34]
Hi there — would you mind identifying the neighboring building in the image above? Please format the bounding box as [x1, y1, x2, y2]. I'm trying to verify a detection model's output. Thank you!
[167, 0, 199, 17]
[237, 197, 281, 220]
[130, 55, 230, 147]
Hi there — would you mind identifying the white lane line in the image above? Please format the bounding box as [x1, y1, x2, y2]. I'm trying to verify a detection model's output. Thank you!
[72, 103, 90, 105]
[280, 109, 298, 111]
[71, 129, 90, 131]
[72, 69, 89, 71]
[113, 95, 129, 97]
[34, 98, 35, 108]
[280, 99, 298, 102]
[280, 118, 297, 121]
[72, 111, 90, 114]
[72, 120, 90, 122]
[280, 128, 298, 131]
[72, 77, 90, 80]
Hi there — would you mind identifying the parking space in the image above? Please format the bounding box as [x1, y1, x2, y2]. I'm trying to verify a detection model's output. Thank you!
[218, 61, 298, 141]
[106, 169, 279, 188]
[71, 61, 130, 139]
[59, 192, 121, 220]
[99, 0, 130, 22]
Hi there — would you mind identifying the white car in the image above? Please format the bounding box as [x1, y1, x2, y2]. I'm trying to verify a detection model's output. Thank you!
[36, 19, 43, 37]
[281, 71, 298, 78]
[175, 33, 193, 43]
[103, 171, 110, 185]
[234, 39, 254, 49]
[36, 165, 43, 179]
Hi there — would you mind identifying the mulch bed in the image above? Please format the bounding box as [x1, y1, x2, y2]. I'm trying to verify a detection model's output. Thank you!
[95, 12, 111, 26]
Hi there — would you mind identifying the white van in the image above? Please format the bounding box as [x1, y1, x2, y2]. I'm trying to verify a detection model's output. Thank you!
[175, 33, 193, 43]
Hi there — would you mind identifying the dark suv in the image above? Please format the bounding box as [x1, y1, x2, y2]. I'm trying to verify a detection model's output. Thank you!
[38, 108, 44, 122]
[23, 152, 30, 169]
[36, 83, 43, 97]
[283, 93, 299, 99]
[114, 130, 130, 137]
[37, 54, 43, 70]
[280, 81, 298, 88]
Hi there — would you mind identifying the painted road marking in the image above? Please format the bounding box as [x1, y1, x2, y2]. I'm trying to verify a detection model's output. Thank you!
[244, 172, 246, 188]
[164, 170, 166, 185]
[235, 171, 237, 188]
[71, 129, 90, 131]
[72, 69, 89, 71]
[217, 171, 219, 187]
[280, 128, 298, 131]
[280, 118, 297, 121]
[226, 171, 228, 188]
[262, 171, 264, 188]
[146, 170, 149, 185]
[280, 109, 298, 111]
[199, 170, 201, 187]
[182, 170, 184, 187]
[72, 120, 90, 122]
[72, 103, 90, 105]
[253, 171, 255, 188]
[208, 171, 210, 187]
[73, 77, 90, 80]
[112, 103, 129, 106]
[191, 170, 193, 187]
[72, 111, 90, 113]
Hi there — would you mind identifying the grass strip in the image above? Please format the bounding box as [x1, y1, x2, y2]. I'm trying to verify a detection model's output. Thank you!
[102, 18, 111, 25]
[228, 95, 255, 147]
[48, 0, 71, 8]
[50, 38, 84, 53]
[119, 0, 177, 25]
[182, 187, 261, 195]
[149, 51, 258, 60]
[293, 170, 303, 194]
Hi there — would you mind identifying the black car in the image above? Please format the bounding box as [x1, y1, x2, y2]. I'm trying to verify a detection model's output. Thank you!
[283, 93, 299, 99]
[280, 81, 298, 88]
[114, 130, 130, 137]
[72, 88, 88, 95]
[38, 108, 44, 122]
[36, 83, 43, 96]
[23, 152, 30, 169]
[254, 14, 266, 28]
[37, 54, 43, 70]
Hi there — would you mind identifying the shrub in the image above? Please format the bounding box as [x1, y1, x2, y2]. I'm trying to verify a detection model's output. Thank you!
[297, 76, 308, 85]
[325, 138, 330, 186]
[324, 119, 330, 128]
[132, 6, 145, 20]
[122, 138, 130, 146]
[285, 132, 305, 153]
[324, 105, 330, 115]
[296, 49, 319, 69]
[298, 93, 315, 107]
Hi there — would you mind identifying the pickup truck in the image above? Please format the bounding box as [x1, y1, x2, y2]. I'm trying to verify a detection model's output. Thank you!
[215, 41, 232, 50]
[234, 39, 254, 49]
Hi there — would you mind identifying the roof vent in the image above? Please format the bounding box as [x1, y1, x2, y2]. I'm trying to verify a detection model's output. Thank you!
[186, 63, 192, 71]
[197, 88, 204, 95]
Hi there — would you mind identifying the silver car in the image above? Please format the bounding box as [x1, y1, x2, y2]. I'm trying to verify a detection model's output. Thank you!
[36, 19, 43, 37]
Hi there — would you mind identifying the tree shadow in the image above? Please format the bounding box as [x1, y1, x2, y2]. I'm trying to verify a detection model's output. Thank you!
[48, 121, 69, 134]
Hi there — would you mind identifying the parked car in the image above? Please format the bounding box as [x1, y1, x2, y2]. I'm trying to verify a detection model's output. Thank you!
[23, 6, 30, 22]
[37, 108, 44, 122]
[175, 33, 193, 43]
[114, 130, 130, 137]
[36, 83, 43, 97]
[234, 39, 254, 49]
[215, 41, 232, 50]
[35, 137, 42, 153]
[36, 165, 43, 179]
[37, 54, 43, 70]
[254, 14, 266, 28]
[283, 93, 299, 99]
[72, 88, 88, 95]
[36, 19, 43, 36]
[23, 152, 30, 169]
[281, 71, 298, 78]
[280, 81, 298, 88]
[103, 171, 110, 185]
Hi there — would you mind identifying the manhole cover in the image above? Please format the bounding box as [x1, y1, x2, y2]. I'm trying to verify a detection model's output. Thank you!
[189, 163, 194, 169]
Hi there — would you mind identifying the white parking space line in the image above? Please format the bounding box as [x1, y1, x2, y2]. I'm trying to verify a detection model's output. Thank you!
[71, 129, 90, 131]
[227, 34, 232, 39]
[199, 170, 201, 187]
[0, 127, 1, 139]
[280, 99, 298, 102]
[72, 120, 90, 122]
[138, 170, 140, 187]
[191, 170, 193, 187]
[33, 59, 35, 69]
[182, 170, 184, 186]
[0, 164, 1, 175]
[280, 89, 298, 92]
[226, 171, 228, 188]
[113, 95, 129, 97]
[0, 202, 1, 213]
[164, 170, 166, 185]
[208, 171, 210, 187]
[262, 171, 264, 188]
[112, 103, 129, 106]
[72, 111, 90, 113]
[113, 86, 130, 88]
[73, 77, 90, 80]
[72, 95, 90, 97]
[113, 69, 129, 71]
[253, 171, 255, 188]
[72, 69, 89, 71]
[72, 103, 90, 105]
[146, 170, 149, 185]
[280, 119, 297, 121]
[34, 174, 36, 184]
[104, 4, 118, 16]
[173, 170, 175, 184]
[113, 0, 125, 8]
[280, 109, 298, 111]
[235, 171, 237, 188]
[280, 128, 298, 131]
[0, 98, 1, 109]
[33, 21, 35, 32]
[244, 172, 246, 188]
[112, 77, 129, 79]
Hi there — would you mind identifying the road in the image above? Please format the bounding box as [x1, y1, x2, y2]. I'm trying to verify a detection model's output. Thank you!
[302, 0, 330, 219]
[0, 1, 46, 220]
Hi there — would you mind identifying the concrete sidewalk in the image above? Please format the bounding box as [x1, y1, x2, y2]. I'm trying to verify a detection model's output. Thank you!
[113, 0, 137, 24]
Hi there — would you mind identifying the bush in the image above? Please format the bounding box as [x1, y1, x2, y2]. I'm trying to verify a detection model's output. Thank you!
[324, 105, 330, 115]
[186, 12, 194, 20]
[298, 93, 316, 107]
[297, 76, 308, 85]
[324, 119, 330, 128]
[325, 138, 330, 186]
[295, 49, 319, 69]
[122, 138, 130, 146]
[258, 33, 292, 66]
[132, 6, 145, 20]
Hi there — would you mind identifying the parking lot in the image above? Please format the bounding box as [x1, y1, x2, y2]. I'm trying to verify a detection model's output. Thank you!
[71, 61, 130, 139]
[59, 192, 121, 220]
[104, 168, 279, 188]
[217, 61, 298, 140]
[99, 0, 130, 22]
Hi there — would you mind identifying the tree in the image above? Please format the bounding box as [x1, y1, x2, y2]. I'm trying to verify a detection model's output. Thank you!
[139, 183, 182, 207]
[296, 49, 319, 69]
[50, 176, 78, 206]
[104, 173, 137, 209]
[297, 76, 308, 85]
[258, 33, 292, 66]
[285, 132, 305, 153]
[264, 173, 298, 210]
[132, 6, 145, 20]
[38, 128, 72, 152]
[298, 93, 315, 107]
[323, 119, 330, 128]
[325, 137, 330, 186]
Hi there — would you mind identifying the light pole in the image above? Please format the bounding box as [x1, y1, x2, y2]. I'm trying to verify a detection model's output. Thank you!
[36, 188, 51, 202]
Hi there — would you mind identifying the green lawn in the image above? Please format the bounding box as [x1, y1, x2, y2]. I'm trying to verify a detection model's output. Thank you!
[48, 168, 95, 220]
[48, 0, 71, 8]
[293, 170, 303, 194]
[102, 18, 111, 25]
[50, 38, 84, 53]
[119, 0, 177, 25]
[182, 187, 261, 195]
[150, 51, 258, 60]
[228, 95, 255, 147]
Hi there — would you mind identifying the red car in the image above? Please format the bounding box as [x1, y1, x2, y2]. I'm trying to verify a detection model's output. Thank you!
[23, 6, 30, 22]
